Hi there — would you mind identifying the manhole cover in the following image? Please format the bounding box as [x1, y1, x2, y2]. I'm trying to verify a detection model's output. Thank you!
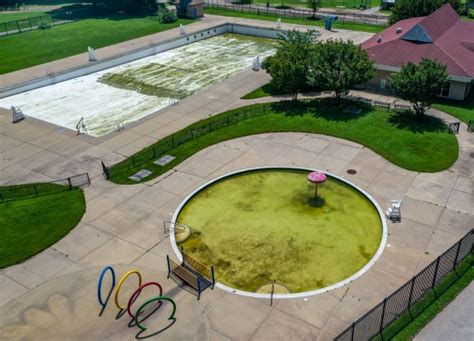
[347, 169, 357, 175]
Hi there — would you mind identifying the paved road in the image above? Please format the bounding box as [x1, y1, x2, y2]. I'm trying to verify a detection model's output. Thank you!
[415, 282, 474, 341]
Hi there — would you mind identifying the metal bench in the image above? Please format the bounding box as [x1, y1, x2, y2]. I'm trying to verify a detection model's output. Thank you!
[443, 121, 461, 134]
[166, 250, 215, 300]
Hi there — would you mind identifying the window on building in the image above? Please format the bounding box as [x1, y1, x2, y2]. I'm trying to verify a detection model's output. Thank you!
[440, 82, 451, 97]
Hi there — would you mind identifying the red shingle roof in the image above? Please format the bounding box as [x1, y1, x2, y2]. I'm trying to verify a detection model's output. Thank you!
[361, 4, 474, 79]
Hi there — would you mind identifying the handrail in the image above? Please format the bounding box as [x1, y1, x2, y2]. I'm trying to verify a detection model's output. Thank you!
[163, 220, 190, 234]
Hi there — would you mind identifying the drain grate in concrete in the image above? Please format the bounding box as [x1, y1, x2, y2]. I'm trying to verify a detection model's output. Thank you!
[154, 155, 176, 166]
[129, 169, 152, 181]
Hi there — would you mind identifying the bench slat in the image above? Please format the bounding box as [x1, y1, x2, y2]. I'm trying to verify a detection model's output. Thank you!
[173, 265, 199, 290]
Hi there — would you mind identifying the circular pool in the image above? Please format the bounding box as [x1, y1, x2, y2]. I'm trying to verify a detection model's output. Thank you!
[171, 167, 386, 298]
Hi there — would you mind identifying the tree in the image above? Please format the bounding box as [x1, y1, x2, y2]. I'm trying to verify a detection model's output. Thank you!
[262, 30, 315, 100]
[307, 39, 375, 100]
[391, 59, 448, 117]
[390, 0, 462, 24]
[307, 0, 319, 18]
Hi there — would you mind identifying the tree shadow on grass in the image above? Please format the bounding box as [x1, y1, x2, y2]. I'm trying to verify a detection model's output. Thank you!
[388, 111, 447, 133]
[273, 98, 371, 122]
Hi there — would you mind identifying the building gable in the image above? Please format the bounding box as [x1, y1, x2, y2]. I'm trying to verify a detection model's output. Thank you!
[401, 24, 433, 43]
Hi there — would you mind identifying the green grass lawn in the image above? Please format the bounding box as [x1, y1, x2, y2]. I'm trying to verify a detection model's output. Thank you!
[245, 85, 474, 124]
[0, 14, 195, 75]
[205, 8, 385, 33]
[241, 82, 284, 99]
[109, 99, 458, 184]
[433, 90, 474, 124]
[0, 11, 48, 22]
[0, 189, 86, 268]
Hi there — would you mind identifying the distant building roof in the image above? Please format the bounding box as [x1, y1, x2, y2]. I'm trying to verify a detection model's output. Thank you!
[362, 4, 474, 79]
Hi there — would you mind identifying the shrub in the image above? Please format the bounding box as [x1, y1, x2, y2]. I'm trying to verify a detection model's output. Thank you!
[157, 7, 178, 24]
[38, 20, 52, 30]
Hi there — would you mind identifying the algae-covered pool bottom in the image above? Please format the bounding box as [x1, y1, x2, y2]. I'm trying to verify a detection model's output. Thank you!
[176, 168, 383, 294]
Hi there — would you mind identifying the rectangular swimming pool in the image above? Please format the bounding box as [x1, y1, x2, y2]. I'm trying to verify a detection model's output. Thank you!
[0, 34, 275, 137]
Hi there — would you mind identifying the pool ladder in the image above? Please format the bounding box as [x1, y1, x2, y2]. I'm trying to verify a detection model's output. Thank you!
[76, 117, 88, 135]
[163, 221, 190, 235]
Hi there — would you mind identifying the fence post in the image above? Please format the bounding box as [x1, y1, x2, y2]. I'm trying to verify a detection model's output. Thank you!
[101, 161, 110, 180]
[270, 281, 275, 306]
[28, 18, 32, 31]
[453, 240, 461, 268]
[16, 19, 21, 32]
[379, 298, 387, 338]
[350, 322, 355, 341]
[407, 277, 416, 318]
[4, 22, 7, 35]
[431, 257, 441, 297]
[67, 177, 72, 190]
[210, 266, 215, 289]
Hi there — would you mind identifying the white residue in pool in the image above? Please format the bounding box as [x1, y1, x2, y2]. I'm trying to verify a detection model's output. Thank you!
[0, 34, 275, 137]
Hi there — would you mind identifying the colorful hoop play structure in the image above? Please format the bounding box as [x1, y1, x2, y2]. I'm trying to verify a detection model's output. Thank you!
[97, 265, 176, 331]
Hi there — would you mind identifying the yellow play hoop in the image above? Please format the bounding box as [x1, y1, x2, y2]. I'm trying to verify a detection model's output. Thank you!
[114, 270, 142, 310]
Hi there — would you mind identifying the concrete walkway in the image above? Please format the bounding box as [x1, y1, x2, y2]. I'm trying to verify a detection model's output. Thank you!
[0, 14, 472, 340]
[415, 282, 474, 341]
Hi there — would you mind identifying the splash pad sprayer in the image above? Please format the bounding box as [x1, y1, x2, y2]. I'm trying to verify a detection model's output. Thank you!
[307, 171, 327, 200]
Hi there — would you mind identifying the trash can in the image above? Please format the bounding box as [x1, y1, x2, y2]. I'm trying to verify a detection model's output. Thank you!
[325, 15, 338, 30]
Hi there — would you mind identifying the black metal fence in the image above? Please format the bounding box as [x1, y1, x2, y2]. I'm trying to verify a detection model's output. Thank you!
[0, 14, 70, 36]
[103, 103, 277, 180]
[102, 98, 458, 180]
[204, 1, 389, 26]
[310, 0, 374, 8]
[0, 173, 90, 202]
[335, 229, 474, 341]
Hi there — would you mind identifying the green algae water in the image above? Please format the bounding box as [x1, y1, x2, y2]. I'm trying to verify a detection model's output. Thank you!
[177, 169, 383, 294]
[98, 34, 276, 99]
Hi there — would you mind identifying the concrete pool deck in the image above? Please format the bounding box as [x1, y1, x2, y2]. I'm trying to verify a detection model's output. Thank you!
[0, 16, 473, 341]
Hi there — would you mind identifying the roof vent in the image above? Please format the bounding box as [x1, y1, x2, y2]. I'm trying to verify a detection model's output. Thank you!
[396, 27, 403, 34]
[377, 36, 383, 43]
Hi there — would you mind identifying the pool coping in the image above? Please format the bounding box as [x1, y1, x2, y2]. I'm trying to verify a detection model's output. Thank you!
[170, 166, 388, 299]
